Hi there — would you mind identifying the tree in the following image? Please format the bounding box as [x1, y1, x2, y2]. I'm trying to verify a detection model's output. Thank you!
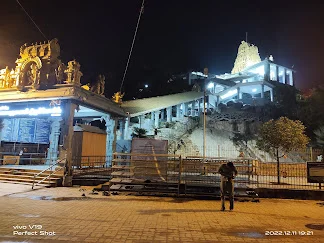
[314, 126, 324, 146]
[314, 126, 324, 161]
[297, 85, 324, 137]
[131, 127, 147, 138]
[271, 81, 299, 119]
[256, 117, 309, 184]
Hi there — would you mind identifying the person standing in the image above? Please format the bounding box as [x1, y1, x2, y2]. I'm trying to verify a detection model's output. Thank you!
[218, 162, 238, 211]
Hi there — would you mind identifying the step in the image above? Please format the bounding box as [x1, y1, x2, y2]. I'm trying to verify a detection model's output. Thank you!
[111, 171, 134, 177]
[0, 177, 58, 185]
[110, 178, 134, 184]
[0, 173, 62, 181]
[110, 184, 179, 193]
[111, 165, 135, 170]
[0, 168, 64, 175]
[0, 170, 63, 176]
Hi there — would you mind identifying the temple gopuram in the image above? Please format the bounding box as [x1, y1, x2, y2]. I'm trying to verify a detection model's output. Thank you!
[0, 39, 127, 185]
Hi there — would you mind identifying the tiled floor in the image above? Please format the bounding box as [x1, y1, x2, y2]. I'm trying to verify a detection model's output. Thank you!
[0, 185, 323, 242]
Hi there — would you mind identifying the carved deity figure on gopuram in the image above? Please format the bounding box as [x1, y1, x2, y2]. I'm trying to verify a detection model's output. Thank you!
[0, 38, 84, 91]
[64, 60, 83, 84]
[0, 66, 15, 89]
[231, 41, 261, 74]
[112, 91, 125, 104]
[90, 74, 105, 95]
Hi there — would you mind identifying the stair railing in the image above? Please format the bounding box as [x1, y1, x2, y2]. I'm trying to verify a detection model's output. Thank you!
[32, 158, 67, 189]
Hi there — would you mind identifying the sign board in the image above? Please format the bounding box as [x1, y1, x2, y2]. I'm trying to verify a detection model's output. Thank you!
[131, 138, 169, 181]
[3, 156, 20, 165]
[1, 118, 50, 144]
[131, 138, 168, 156]
[307, 162, 324, 183]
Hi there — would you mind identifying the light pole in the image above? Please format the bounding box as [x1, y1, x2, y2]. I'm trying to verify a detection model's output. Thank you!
[203, 68, 208, 164]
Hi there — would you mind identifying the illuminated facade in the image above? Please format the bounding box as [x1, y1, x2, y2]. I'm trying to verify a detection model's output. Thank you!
[189, 41, 295, 108]
[0, 39, 126, 183]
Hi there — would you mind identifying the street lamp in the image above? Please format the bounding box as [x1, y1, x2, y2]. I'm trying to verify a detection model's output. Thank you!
[203, 68, 208, 163]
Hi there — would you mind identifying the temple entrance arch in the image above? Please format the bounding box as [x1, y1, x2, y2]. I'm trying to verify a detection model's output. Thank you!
[18, 57, 42, 90]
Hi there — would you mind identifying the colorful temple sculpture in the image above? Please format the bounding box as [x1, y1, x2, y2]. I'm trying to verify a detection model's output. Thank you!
[0, 39, 126, 186]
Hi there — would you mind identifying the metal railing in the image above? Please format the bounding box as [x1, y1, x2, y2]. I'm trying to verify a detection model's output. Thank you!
[31, 158, 66, 189]
[72, 156, 112, 177]
[0, 153, 47, 166]
[110, 153, 322, 192]
[252, 161, 321, 190]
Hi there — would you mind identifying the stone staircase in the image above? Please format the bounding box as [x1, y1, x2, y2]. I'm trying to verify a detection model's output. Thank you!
[0, 167, 64, 187]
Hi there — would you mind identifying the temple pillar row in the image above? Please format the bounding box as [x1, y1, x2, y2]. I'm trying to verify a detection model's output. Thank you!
[46, 118, 61, 165]
[154, 110, 160, 128]
[166, 107, 172, 122]
[176, 104, 181, 118]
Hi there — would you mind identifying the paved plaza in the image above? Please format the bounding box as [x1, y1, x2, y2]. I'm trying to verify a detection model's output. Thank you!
[0, 183, 323, 243]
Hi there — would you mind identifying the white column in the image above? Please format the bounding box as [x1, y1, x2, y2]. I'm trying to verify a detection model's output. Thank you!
[276, 65, 279, 83]
[197, 99, 201, 113]
[237, 87, 242, 99]
[191, 101, 195, 116]
[264, 62, 270, 81]
[46, 118, 61, 165]
[184, 103, 188, 116]
[104, 115, 116, 166]
[124, 117, 130, 140]
[261, 84, 265, 98]
[176, 104, 181, 118]
[154, 111, 160, 128]
[166, 107, 172, 122]
[139, 115, 145, 128]
[161, 109, 165, 120]
[270, 88, 273, 102]
[282, 68, 286, 84]
[117, 119, 124, 140]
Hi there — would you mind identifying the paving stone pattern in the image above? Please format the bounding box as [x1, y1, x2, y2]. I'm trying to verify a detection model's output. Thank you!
[0, 185, 323, 243]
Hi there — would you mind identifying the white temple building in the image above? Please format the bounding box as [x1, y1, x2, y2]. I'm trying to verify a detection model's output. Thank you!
[189, 41, 295, 107]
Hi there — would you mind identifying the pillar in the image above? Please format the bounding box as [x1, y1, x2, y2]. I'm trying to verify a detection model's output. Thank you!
[154, 110, 160, 128]
[191, 101, 195, 116]
[46, 118, 61, 165]
[176, 104, 181, 118]
[237, 87, 242, 99]
[197, 99, 201, 113]
[104, 115, 116, 166]
[216, 95, 220, 106]
[184, 103, 188, 116]
[166, 107, 172, 122]
[161, 109, 165, 120]
[275, 65, 279, 83]
[139, 115, 145, 128]
[282, 68, 286, 84]
[270, 88, 273, 102]
[151, 112, 154, 122]
[261, 84, 265, 98]
[124, 116, 130, 140]
[118, 119, 125, 140]
[62, 100, 76, 179]
[264, 62, 270, 81]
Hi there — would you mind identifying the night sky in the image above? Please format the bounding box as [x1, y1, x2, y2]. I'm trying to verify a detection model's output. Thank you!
[0, 1, 323, 99]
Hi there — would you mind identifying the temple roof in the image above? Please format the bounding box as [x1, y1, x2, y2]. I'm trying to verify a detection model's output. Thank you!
[0, 85, 126, 117]
[121, 91, 204, 117]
